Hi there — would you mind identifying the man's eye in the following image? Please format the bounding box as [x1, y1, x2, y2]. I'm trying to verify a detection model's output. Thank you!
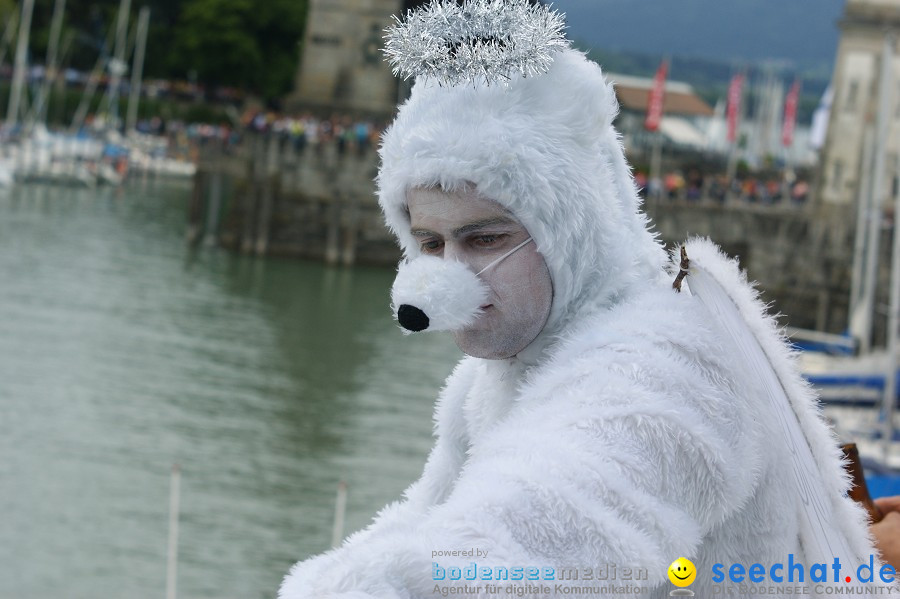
[472, 234, 505, 247]
[420, 240, 443, 253]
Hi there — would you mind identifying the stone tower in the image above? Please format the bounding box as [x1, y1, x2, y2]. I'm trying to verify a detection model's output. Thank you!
[818, 0, 900, 206]
[290, 0, 430, 116]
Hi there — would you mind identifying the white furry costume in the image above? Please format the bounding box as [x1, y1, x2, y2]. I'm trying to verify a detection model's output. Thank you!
[280, 27, 882, 599]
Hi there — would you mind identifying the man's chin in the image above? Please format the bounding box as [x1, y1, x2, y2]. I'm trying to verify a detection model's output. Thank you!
[453, 330, 521, 360]
[459, 348, 515, 360]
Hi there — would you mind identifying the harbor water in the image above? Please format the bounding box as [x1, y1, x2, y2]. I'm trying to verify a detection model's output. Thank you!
[0, 181, 460, 599]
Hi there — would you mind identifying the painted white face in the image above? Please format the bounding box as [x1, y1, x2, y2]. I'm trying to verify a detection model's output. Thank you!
[407, 186, 553, 359]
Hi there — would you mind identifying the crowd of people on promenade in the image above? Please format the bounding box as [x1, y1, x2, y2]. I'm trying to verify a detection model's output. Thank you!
[130, 108, 814, 206]
[131, 116, 239, 149]
[130, 110, 388, 159]
[240, 110, 387, 157]
[634, 169, 811, 205]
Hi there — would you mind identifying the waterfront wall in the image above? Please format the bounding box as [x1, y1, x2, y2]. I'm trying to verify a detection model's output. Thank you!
[189, 133, 397, 265]
[645, 200, 856, 334]
[189, 134, 875, 335]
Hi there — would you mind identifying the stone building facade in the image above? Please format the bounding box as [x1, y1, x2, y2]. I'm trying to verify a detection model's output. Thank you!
[289, 0, 431, 116]
[818, 0, 900, 206]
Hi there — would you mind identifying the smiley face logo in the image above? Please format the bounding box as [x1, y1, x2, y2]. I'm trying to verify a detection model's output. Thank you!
[668, 557, 696, 587]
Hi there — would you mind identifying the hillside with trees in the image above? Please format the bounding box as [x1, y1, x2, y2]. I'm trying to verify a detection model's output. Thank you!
[1, 0, 308, 102]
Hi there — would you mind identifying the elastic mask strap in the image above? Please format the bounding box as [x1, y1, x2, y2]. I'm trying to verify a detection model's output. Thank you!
[476, 237, 534, 276]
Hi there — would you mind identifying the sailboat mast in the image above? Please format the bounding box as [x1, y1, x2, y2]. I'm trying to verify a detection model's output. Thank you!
[884, 148, 900, 459]
[5, 0, 35, 129]
[858, 34, 896, 355]
[106, 0, 132, 130]
[850, 125, 876, 331]
[0, 6, 20, 72]
[37, 0, 68, 126]
[125, 7, 150, 134]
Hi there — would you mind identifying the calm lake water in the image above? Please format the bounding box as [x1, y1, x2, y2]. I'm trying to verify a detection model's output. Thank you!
[0, 180, 460, 599]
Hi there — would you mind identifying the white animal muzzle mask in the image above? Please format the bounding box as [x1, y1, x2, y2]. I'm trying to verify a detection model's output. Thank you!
[391, 238, 534, 333]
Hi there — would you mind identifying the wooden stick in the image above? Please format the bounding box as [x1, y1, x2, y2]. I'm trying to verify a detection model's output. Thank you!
[673, 246, 690, 292]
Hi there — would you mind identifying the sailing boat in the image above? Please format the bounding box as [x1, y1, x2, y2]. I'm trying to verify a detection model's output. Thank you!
[3, 0, 97, 186]
[3, 0, 137, 187]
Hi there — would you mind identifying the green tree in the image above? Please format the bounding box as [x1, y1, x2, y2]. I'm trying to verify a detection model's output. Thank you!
[3, 0, 308, 102]
[170, 0, 306, 100]
[1, 0, 16, 31]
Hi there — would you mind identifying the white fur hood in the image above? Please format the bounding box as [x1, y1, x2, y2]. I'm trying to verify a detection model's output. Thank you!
[378, 49, 666, 336]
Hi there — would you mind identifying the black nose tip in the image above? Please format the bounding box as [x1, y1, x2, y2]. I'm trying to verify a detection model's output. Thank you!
[397, 304, 429, 332]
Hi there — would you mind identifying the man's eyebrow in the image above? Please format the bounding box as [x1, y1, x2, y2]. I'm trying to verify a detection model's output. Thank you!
[451, 217, 517, 237]
[409, 217, 518, 239]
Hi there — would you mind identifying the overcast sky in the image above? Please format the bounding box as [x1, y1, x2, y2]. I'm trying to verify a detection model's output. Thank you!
[549, 0, 846, 69]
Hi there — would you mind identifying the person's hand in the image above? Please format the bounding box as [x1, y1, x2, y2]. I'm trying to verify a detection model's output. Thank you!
[872, 496, 900, 571]
[875, 495, 900, 515]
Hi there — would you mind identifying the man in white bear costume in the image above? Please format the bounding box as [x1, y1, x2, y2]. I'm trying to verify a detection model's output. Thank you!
[280, 1, 883, 597]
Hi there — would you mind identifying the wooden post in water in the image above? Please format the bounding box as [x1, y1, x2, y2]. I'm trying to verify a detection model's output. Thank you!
[325, 195, 341, 265]
[186, 171, 206, 246]
[255, 133, 278, 255]
[165, 463, 181, 599]
[240, 136, 263, 253]
[240, 179, 257, 254]
[331, 481, 347, 549]
[255, 181, 272, 255]
[341, 191, 360, 266]
[204, 171, 222, 247]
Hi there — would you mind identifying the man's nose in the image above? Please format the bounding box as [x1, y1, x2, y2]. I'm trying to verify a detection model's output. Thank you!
[442, 242, 464, 265]
[441, 243, 483, 273]
[442, 241, 458, 262]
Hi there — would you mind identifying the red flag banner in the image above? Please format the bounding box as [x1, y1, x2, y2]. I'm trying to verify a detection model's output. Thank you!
[644, 60, 668, 132]
[781, 79, 801, 147]
[727, 73, 745, 143]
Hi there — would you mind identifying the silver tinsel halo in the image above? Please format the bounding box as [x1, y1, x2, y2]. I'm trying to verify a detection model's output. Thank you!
[383, 0, 569, 87]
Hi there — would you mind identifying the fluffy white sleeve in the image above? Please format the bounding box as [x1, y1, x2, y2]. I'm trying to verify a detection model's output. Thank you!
[279, 295, 765, 598]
